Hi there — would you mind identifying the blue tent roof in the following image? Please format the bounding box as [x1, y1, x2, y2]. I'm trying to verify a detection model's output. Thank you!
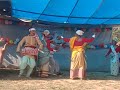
[12, 0, 120, 25]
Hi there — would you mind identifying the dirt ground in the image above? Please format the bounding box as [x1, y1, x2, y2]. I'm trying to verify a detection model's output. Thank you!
[0, 69, 120, 90]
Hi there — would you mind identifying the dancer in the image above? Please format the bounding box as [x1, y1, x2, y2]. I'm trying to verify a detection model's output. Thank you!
[61, 30, 95, 80]
[37, 30, 51, 78]
[105, 40, 120, 76]
[37, 30, 61, 77]
[105, 40, 120, 57]
[49, 40, 63, 76]
[16, 28, 43, 78]
[108, 45, 119, 76]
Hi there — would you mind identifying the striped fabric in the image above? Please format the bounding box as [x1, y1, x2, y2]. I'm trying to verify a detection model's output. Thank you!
[21, 47, 38, 56]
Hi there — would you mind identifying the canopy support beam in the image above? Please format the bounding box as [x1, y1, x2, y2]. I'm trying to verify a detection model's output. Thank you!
[84, 0, 105, 24]
[66, 0, 79, 23]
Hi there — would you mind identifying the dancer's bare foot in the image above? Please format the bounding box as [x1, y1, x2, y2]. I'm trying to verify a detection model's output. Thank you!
[71, 78, 79, 80]
[18, 74, 22, 78]
[26, 76, 32, 79]
[40, 76, 48, 78]
[80, 77, 86, 80]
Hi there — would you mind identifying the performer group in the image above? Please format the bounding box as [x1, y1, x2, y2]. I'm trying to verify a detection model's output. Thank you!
[0, 27, 119, 80]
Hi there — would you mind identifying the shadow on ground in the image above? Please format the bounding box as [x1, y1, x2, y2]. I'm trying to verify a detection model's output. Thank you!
[0, 68, 120, 81]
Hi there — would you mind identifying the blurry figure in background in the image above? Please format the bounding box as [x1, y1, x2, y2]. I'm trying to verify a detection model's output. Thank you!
[107, 45, 119, 76]
[60, 30, 95, 80]
[37, 30, 62, 78]
[48, 35, 69, 76]
[49, 40, 63, 76]
[55, 36, 68, 49]
[0, 38, 8, 64]
[37, 30, 51, 78]
[105, 40, 120, 76]
[105, 40, 120, 57]
[16, 28, 43, 78]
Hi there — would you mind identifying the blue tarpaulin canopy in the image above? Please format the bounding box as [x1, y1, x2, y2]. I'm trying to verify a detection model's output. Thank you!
[11, 0, 120, 25]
